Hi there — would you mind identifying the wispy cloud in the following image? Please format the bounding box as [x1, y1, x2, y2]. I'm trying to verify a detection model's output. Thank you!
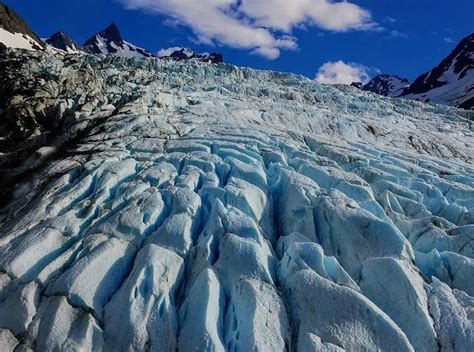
[119, 0, 379, 59]
[387, 30, 408, 39]
[443, 37, 455, 44]
[162, 18, 182, 28]
[383, 16, 397, 24]
[315, 61, 375, 85]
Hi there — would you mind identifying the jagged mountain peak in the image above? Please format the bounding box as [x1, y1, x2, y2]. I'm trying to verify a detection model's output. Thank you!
[98, 23, 122, 43]
[361, 74, 410, 97]
[46, 31, 82, 53]
[83, 22, 153, 58]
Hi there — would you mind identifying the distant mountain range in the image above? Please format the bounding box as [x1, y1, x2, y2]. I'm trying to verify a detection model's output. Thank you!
[158, 47, 224, 64]
[353, 33, 473, 109]
[0, 3, 223, 63]
[0, 3, 471, 109]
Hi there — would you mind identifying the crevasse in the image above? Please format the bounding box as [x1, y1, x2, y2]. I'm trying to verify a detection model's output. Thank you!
[0, 50, 473, 351]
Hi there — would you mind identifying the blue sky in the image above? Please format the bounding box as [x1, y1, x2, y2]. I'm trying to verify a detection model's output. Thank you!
[4, 0, 473, 82]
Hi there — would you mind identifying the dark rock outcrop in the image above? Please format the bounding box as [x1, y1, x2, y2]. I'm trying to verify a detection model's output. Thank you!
[361, 74, 409, 97]
[162, 47, 224, 64]
[46, 31, 83, 53]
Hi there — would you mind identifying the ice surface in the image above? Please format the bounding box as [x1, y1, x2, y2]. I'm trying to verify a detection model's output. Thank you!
[360, 258, 437, 351]
[103, 244, 184, 351]
[428, 278, 474, 351]
[0, 50, 474, 350]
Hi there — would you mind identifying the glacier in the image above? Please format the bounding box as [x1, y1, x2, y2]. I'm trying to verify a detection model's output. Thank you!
[0, 48, 474, 351]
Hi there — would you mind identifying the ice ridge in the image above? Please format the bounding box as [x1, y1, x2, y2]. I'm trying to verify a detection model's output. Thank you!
[0, 49, 473, 351]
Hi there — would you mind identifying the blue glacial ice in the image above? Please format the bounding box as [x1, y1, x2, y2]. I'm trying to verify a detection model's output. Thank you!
[0, 51, 473, 350]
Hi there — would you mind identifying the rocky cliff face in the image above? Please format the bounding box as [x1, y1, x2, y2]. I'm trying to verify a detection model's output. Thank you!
[0, 49, 473, 351]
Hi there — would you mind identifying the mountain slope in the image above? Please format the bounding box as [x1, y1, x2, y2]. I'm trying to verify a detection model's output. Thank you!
[45, 31, 83, 53]
[0, 3, 45, 50]
[362, 74, 410, 97]
[401, 33, 474, 109]
[83, 23, 153, 57]
[0, 50, 473, 351]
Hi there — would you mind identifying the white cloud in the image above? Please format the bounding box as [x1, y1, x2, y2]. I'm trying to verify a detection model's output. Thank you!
[120, 0, 378, 59]
[251, 46, 281, 60]
[315, 60, 371, 85]
[239, 0, 375, 32]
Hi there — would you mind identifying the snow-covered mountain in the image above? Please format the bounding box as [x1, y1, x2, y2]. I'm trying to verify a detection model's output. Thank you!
[1, 4, 225, 63]
[159, 47, 224, 64]
[401, 33, 474, 109]
[83, 23, 153, 58]
[0, 3, 45, 50]
[45, 31, 83, 53]
[350, 34, 473, 110]
[361, 74, 410, 97]
[1, 48, 474, 351]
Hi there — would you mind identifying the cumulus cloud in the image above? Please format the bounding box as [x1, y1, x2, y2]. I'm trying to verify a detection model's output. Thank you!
[315, 61, 371, 85]
[120, 0, 378, 59]
[239, 0, 375, 32]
